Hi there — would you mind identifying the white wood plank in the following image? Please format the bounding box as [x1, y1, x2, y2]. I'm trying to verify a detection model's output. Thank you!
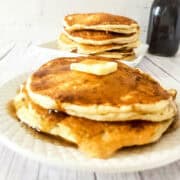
[58, 169, 78, 180]
[147, 54, 180, 83]
[34, 165, 95, 180]
[5, 155, 30, 180]
[0, 144, 40, 180]
[37, 165, 49, 180]
[0, 145, 8, 180]
[20, 159, 40, 180]
[45, 167, 62, 180]
[0, 41, 15, 61]
[0, 41, 31, 65]
[75, 171, 94, 180]
[0, 145, 16, 180]
[139, 161, 180, 180]
[138, 57, 180, 89]
[0, 42, 32, 86]
[95, 172, 140, 180]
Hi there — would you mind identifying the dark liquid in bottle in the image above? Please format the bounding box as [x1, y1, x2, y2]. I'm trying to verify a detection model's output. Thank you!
[147, 0, 180, 57]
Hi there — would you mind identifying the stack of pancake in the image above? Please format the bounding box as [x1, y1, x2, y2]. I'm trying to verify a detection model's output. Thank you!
[13, 56, 177, 158]
[58, 13, 140, 61]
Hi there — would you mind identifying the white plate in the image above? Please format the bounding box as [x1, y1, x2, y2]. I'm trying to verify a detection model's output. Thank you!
[0, 74, 180, 173]
[39, 41, 148, 67]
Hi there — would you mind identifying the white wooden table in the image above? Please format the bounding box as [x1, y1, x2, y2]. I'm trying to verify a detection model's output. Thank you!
[0, 41, 180, 180]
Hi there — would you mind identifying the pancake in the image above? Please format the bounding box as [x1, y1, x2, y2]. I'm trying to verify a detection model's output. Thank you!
[57, 33, 77, 52]
[78, 42, 138, 55]
[14, 87, 174, 158]
[64, 30, 139, 45]
[95, 50, 136, 60]
[26, 56, 177, 122]
[64, 13, 139, 34]
[58, 33, 139, 55]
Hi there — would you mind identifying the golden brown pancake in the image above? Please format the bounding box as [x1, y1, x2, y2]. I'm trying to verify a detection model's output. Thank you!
[28, 56, 170, 106]
[64, 13, 138, 26]
[14, 87, 174, 158]
[65, 30, 134, 41]
[64, 13, 139, 34]
[57, 33, 77, 52]
[64, 29, 139, 45]
[58, 33, 139, 55]
[95, 50, 136, 60]
[26, 56, 177, 122]
[79, 42, 138, 55]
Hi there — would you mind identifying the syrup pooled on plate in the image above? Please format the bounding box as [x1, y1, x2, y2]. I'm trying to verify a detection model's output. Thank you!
[7, 101, 76, 147]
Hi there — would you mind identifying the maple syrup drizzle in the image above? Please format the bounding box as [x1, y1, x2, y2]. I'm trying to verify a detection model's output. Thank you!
[6, 101, 75, 147]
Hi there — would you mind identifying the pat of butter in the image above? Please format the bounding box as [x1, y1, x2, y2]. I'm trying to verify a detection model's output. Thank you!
[70, 60, 118, 75]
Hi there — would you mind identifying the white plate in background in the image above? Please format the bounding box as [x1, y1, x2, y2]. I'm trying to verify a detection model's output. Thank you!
[0, 73, 180, 173]
[122, 43, 149, 66]
[39, 41, 149, 67]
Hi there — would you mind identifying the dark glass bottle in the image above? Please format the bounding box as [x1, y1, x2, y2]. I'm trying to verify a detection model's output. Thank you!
[147, 0, 180, 57]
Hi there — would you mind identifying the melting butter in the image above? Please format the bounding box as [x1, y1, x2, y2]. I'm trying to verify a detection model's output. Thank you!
[70, 59, 118, 75]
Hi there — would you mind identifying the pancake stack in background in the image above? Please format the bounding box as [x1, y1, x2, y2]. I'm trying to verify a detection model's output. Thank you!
[13, 56, 178, 158]
[58, 13, 140, 61]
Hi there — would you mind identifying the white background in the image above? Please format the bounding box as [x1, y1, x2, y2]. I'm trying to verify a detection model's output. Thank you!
[0, 0, 153, 43]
